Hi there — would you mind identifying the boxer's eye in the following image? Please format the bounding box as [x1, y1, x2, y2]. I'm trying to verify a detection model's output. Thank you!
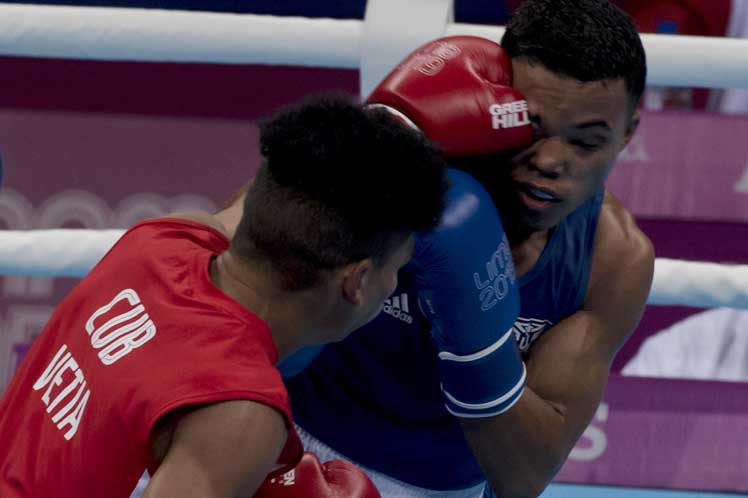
[570, 139, 603, 151]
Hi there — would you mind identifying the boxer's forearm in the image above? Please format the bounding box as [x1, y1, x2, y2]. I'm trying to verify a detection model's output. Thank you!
[458, 310, 613, 498]
[460, 388, 577, 498]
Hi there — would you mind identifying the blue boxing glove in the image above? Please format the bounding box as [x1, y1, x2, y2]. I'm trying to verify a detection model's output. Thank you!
[415, 169, 525, 418]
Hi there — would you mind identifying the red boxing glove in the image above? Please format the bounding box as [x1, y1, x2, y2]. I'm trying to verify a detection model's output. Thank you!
[367, 35, 533, 157]
[255, 452, 381, 498]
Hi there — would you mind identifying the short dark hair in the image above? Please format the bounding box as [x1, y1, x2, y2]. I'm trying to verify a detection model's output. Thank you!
[502, 0, 647, 109]
[231, 93, 448, 291]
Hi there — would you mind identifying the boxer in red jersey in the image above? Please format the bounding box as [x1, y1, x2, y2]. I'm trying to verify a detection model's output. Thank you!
[0, 94, 448, 498]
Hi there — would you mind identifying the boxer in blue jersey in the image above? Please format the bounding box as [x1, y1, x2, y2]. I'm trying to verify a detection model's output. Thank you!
[283, 2, 654, 497]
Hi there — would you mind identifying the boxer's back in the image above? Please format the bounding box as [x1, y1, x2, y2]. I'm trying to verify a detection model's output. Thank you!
[0, 219, 289, 498]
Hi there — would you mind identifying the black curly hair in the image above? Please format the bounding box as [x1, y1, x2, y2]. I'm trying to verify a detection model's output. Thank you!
[502, 0, 647, 111]
[231, 92, 449, 291]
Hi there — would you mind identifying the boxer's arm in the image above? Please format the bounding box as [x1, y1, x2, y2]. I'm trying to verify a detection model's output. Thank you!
[415, 169, 524, 418]
[166, 181, 252, 239]
[142, 399, 287, 498]
[460, 193, 654, 498]
[213, 181, 252, 239]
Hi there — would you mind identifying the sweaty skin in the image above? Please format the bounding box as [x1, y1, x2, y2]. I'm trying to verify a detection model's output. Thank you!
[459, 60, 654, 498]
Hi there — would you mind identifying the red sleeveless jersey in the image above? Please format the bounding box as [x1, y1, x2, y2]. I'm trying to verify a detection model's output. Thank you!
[0, 218, 302, 498]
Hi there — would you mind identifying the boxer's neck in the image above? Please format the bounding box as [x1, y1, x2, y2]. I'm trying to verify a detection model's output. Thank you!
[209, 251, 330, 362]
[505, 223, 550, 278]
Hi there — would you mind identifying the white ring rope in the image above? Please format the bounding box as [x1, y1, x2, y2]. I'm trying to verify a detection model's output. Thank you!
[0, 3, 745, 309]
[0, 230, 746, 309]
[0, 4, 364, 68]
[0, 230, 123, 278]
[648, 258, 748, 309]
[0, 3, 746, 89]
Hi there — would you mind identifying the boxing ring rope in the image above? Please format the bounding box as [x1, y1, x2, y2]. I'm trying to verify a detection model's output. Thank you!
[0, 3, 747, 89]
[1, 229, 747, 310]
[0, 2, 746, 312]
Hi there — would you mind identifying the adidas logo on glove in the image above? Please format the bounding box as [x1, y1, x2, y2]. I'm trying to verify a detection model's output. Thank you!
[382, 293, 413, 324]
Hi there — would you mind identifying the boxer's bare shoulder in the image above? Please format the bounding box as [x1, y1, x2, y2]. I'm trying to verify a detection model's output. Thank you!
[164, 182, 253, 239]
[164, 211, 231, 237]
[581, 190, 654, 347]
[590, 190, 654, 298]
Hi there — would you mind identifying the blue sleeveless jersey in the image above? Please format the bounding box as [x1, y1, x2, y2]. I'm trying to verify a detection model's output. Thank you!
[286, 190, 605, 490]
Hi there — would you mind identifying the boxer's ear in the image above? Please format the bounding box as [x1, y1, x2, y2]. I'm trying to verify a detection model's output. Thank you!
[623, 110, 640, 147]
[341, 259, 373, 305]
